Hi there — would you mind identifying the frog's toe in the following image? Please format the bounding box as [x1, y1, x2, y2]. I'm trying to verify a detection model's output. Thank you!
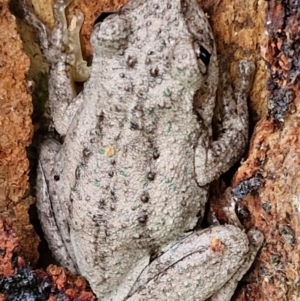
[238, 59, 256, 77]
[234, 59, 255, 95]
[247, 229, 264, 248]
[68, 11, 90, 82]
[54, 0, 72, 9]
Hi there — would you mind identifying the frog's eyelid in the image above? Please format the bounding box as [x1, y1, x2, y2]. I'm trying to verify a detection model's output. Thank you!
[94, 11, 116, 26]
[198, 45, 211, 66]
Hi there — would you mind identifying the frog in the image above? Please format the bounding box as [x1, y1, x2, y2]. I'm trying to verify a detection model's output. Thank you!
[12, 0, 264, 300]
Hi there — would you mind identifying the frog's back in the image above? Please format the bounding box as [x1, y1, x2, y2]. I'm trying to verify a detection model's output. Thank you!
[63, 98, 208, 301]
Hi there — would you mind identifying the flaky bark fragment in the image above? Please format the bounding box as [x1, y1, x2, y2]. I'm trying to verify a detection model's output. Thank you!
[232, 1, 300, 300]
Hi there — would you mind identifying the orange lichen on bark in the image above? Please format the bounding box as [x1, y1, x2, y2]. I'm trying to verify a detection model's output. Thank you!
[46, 265, 95, 301]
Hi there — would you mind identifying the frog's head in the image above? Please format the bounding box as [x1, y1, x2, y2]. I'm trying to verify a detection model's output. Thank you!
[90, 0, 218, 107]
[173, 0, 219, 119]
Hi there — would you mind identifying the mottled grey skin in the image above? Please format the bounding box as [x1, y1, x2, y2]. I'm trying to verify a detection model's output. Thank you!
[18, 0, 263, 300]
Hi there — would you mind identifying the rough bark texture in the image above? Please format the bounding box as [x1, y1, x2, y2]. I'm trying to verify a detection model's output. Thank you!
[232, 1, 300, 300]
[0, 0, 39, 266]
[0, 217, 95, 301]
[7, 0, 300, 300]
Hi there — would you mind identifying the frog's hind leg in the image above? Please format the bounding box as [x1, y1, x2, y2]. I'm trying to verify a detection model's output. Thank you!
[127, 226, 263, 301]
[37, 139, 77, 272]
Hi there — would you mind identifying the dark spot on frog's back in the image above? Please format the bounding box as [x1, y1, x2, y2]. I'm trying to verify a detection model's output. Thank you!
[152, 148, 159, 159]
[126, 55, 137, 68]
[147, 172, 155, 181]
[94, 112, 104, 132]
[137, 211, 148, 224]
[150, 66, 159, 77]
[75, 165, 82, 179]
[130, 122, 139, 130]
[83, 148, 92, 158]
[98, 112, 104, 123]
[140, 191, 150, 203]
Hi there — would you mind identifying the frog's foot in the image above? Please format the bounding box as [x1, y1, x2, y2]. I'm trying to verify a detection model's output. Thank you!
[195, 60, 255, 186]
[222, 193, 243, 229]
[66, 10, 90, 82]
[127, 225, 263, 301]
[11, 0, 89, 135]
[11, 0, 90, 80]
[209, 230, 263, 301]
[52, 0, 90, 81]
[234, 59, 256, 96]
[46, 0, 90, 81]
[37, 139, 77, 273]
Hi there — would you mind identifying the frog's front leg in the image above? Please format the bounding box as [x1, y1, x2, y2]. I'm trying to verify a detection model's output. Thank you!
[127, 226, 263, 301]
[195, 60, 255, 185]
[12, 0, 89, 135]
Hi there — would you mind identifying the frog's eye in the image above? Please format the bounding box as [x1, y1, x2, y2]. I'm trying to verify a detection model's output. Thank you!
[94, 11, 115, 26]
[198, 46, 211, 66]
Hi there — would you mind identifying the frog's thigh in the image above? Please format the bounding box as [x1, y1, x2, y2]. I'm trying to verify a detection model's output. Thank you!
[128, 226, 262, 301]
[36, 139, 77, 272]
